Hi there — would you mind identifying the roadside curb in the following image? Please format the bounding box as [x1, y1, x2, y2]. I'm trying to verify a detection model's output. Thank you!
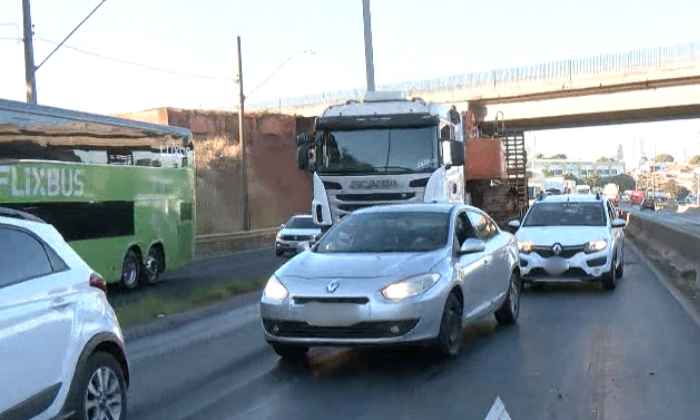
[627, 240, 700, 329]
[124, 289, 262, 342]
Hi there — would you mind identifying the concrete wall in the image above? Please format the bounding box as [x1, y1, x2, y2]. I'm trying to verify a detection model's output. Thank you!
[120, 108, 314, 235]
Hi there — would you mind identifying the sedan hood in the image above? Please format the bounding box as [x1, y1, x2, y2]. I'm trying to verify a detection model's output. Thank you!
[277, 248, 448, 280]
[516, 226, 609, 246]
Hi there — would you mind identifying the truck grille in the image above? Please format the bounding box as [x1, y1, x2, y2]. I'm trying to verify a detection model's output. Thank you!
[263, 319, 419, 339]
[336, 193, 415, 201]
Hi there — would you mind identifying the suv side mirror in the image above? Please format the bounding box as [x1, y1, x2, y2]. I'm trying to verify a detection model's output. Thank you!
[279, 224, 286, 229]
[611, 218, 626, 228]
[458, 238, 486, 255]
[507, 219, 520, 231]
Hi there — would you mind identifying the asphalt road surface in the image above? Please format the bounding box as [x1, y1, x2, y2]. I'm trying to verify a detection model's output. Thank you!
[124, 244, 700, 420]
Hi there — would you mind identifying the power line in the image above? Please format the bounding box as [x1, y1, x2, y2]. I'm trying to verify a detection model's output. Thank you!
[35, 36, 233, 81]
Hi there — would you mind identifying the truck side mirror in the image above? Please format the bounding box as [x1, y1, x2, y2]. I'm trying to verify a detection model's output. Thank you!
[450, 141, 464, 166]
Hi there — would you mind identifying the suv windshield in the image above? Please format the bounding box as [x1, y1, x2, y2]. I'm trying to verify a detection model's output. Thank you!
[523, 202, 606, 227]
[316, 211, 449, 253]
[317, 127, 438, 174]
[286, 217, 316, 229]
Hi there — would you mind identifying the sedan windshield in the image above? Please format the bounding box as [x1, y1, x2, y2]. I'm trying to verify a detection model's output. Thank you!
[523, 202, 606, 227]
[286, 217, 316, 229]
[316, 211, 449, 253]
[317, 127, 438, 174]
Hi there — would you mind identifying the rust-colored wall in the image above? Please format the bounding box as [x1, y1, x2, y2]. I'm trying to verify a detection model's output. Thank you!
[120, 108, 313, 234]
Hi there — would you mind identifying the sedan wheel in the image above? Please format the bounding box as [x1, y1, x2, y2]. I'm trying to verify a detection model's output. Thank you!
[495, 273, 520, 325]
[435, 293, 463, 357]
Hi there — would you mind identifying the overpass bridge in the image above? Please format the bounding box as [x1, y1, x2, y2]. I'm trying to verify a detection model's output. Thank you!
[251, 42, 700, 132]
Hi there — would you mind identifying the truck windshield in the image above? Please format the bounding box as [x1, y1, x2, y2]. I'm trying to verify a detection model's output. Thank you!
[318, 127, 438, 174]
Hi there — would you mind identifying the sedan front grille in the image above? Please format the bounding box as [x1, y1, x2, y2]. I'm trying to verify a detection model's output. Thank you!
[263, 319, 419, 339]
[280, 234, 312, 241]
[532, 245, 585, 259]
[526, 267, 589, 278]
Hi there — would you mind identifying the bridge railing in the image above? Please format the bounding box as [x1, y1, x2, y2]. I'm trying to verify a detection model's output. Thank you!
[250, 41, 699, 110]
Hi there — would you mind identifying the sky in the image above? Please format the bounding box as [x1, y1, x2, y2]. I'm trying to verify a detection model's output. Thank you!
[1, 0, 700, 164]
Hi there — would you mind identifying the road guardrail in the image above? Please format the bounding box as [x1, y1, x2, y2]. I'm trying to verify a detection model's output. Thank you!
[195, 227, 278, 257]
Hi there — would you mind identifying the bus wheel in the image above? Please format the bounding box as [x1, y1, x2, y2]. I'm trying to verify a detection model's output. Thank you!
[143, 246, 164, 285]
[121, 249, 142, 290]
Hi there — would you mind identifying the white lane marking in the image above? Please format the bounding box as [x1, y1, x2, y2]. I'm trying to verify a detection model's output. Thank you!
[485, 396, 512, 420]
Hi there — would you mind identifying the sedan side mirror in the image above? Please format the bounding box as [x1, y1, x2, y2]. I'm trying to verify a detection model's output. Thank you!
[507, 219, 521, 231]
[611, 218, 626, 228]
[459, 238, 486, 255]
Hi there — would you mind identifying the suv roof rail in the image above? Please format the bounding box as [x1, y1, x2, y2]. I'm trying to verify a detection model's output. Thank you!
[0, 207, 47, 224]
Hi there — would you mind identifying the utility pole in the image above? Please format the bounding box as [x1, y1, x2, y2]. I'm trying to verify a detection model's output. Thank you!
[236, 35, 249, 231]
[362, 0, 375, 92]
[22, 0, 37, 104]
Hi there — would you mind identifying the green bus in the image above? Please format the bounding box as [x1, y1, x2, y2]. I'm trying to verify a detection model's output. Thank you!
[0, 98, 195, 288]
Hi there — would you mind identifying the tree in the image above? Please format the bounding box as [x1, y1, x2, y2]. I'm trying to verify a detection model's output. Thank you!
[535, 153, 544, 159]
[689, 155, 700, 165]
[596, 157, 614, 163]
[602, 174, 635, 192]
[677, 186, 691, 201]
[655, 153, 674, 163]
[550, 153, 567, 159]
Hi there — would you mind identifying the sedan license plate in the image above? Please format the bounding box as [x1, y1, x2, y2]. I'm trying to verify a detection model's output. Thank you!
[302, 303, 367, 327]
[543, 257, 569, 275]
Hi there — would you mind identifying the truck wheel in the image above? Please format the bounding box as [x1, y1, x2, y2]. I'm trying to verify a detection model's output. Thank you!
[121, 249, 141, 290]
[495, 273, 520, 325]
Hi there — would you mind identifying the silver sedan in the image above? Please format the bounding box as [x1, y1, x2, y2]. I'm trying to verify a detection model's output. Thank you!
[260, 203, 521, 359]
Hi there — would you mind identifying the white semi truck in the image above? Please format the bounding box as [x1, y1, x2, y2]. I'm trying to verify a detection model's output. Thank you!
[296, 92, 465, 228]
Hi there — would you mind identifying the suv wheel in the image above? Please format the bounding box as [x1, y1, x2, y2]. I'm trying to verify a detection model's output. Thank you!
[615, 247, 624, 278]
[603, 256, 617, 290]
[68, 352, 127, 420]
[495, 273, 521, 325]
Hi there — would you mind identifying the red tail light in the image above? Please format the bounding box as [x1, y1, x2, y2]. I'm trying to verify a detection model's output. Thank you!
[89, 273, 107, 293]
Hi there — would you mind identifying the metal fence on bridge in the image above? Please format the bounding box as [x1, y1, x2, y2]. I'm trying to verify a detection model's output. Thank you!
[250, 41, 700, 110]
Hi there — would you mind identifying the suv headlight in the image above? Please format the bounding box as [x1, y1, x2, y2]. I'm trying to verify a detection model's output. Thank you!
[263, 275, 288, 301]
[584, 239, 608, 254]
[518, 241, 533, 254]
[381, 273, 440, 301]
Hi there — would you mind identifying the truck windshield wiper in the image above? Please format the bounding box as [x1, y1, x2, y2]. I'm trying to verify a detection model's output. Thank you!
[379, 165, 413, 173]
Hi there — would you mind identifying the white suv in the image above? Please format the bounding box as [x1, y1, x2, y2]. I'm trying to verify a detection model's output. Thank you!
[509, 194, 625, 290]
[0, 208, 129, 420]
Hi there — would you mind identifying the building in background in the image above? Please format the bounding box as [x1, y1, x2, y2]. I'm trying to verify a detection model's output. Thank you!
[529, 158, 626, 185]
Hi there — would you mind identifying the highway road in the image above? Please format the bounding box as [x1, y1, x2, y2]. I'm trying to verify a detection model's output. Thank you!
[122, 244, 700, 420]
[622, 204, 700, 237]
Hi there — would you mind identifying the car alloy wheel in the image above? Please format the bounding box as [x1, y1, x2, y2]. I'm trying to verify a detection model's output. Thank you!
[84, 366, 123, 420]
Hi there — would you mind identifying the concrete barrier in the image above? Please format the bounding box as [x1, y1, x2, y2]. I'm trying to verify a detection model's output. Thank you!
[195, 228, 277, 258]
[624, 212, 699, 285]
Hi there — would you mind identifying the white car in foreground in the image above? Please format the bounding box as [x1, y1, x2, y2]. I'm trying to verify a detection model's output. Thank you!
[0, 208, 129, 420]
[510, 194, 625, 290]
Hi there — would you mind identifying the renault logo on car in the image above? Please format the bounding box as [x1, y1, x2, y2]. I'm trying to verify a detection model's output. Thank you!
[326, 280, 340, 294]
[552, 243, 562, 256]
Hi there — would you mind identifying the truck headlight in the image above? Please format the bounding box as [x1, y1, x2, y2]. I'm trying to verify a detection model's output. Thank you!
[518, 241, 533, 254]
[584, 239, 608, 254]
[381, 273, 440, 301]
[263, 275, 288, 301]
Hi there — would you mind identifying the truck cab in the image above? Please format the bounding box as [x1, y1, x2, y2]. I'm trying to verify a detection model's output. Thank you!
[297, 92, 464, 227]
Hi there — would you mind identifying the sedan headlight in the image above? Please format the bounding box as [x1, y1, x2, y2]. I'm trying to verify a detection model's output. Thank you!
[381, 273, 440, 301]
[518, 241, 534, 254]
[584, 239, 608, 254]
[263, 275, 288, 301]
